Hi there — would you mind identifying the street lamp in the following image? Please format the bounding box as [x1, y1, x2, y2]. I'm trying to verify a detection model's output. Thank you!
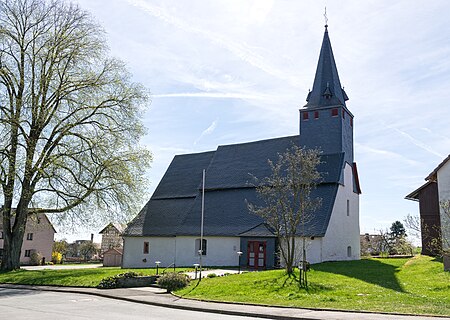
[193, 263, 200, 279]
[237, 251, 243, 274]
[155, 261, 161, 275]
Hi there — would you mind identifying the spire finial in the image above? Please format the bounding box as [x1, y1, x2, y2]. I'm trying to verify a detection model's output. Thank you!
[324, 7, 328, 29]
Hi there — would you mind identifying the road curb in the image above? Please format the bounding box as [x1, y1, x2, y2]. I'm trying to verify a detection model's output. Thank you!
[0, 284, 447, 320]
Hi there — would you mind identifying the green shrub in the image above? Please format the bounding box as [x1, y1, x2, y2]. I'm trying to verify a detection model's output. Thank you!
[157, 272, 190, 292]
[97, 272, 142, 289]
[30, 252, 43, 266]
[207, 273, 217, 278]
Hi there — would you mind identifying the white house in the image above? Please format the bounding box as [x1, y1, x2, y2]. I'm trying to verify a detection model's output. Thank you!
[122, 25, 361, 269]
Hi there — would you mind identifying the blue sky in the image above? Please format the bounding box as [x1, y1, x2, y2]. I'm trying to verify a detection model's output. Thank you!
[65, 0, 450, 242]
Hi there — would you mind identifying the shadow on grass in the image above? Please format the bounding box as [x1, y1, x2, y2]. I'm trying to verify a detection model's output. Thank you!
[313, 259, 406, 293]
[266, 272, 334, 294]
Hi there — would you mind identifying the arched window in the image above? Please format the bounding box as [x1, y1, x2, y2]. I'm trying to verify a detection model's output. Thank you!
[347, 246, 352, 257]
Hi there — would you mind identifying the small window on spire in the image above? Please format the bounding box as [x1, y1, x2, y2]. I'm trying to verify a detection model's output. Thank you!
[331, 108, 338, 117]
[303, 112, 309, 121]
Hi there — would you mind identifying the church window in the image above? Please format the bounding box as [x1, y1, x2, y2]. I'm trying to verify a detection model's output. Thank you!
[314, 111, 319, 119]
[302, 112, 309, 120]
[342, 110, 345, 119]
[25, 250, 32, 257]
[143, 241, 149, 254]
[195, 238, 207, 255]
[347, 246, 352, 257]
[0, 231, 3, 239]
[26, 233, 33, 241]
[346, 199, 350, 216]
[331, 108, 338, 117]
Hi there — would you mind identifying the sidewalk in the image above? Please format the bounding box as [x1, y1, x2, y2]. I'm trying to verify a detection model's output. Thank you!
[0, 283, 448, 320]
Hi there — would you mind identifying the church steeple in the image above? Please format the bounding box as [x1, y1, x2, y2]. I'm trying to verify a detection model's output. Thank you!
[305, 25, 348, 108]
[299, 24, 354, 167]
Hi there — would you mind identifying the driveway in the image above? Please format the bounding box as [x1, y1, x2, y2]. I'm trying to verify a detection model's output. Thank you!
[22, 264, 103, 271]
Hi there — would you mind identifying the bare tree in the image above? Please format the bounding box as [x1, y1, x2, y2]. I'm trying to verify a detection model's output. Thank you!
[0, 0, 151, 270]
[248, 145, 321, 284]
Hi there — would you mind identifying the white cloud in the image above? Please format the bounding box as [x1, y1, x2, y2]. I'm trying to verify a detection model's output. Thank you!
[194, 120, 218, 145]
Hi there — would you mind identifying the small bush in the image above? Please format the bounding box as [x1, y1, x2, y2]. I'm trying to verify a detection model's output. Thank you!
[97, 272, 142, 289]
[30, 252, 43, 266]
[52, 252, 62, 264]
[157, 272, 190, 292]
[207, 273, 217, 278]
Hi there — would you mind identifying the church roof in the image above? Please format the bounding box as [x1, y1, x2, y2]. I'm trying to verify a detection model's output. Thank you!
[124, 135, 344, 238]
[305, 26, 348, 109]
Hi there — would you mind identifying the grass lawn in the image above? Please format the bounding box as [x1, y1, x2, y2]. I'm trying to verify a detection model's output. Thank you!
[0, 267, 188, 287]
[176, 255, 450, 316]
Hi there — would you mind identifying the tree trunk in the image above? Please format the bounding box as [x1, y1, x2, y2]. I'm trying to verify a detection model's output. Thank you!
[1, 229, 25, 271]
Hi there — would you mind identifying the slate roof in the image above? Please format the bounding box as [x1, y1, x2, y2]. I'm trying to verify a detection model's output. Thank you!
[124, 135, 344, 238]
[305, 26, 348, 109]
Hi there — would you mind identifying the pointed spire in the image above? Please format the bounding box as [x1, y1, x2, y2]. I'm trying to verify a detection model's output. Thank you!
[305, 25, 348, 108]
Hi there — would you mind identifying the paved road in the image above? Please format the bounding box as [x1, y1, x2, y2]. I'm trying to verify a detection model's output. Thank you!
[22, 264, 103, 270]
[0, 288, 267, 320]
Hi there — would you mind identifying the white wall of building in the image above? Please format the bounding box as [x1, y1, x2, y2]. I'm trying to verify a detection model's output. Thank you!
[122, 236, 240, 268]
[322, 162, 360, 262]
[122, 236, 176, 268]
[437, 160, 450, 251]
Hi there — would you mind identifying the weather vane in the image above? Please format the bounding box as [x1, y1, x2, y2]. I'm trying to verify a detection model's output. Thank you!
[324, 7, 328, 27]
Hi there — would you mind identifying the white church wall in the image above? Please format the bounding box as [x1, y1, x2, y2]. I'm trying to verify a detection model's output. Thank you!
[437, 160, 450, 251]
[175, 236, 240, 267]
[322, 162, 360, 261]
[122, 236, 176, 268]
[122, 236, 241, 268]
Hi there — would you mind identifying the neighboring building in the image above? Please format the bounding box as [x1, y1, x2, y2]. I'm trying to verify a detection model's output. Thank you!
[122, 25, 361, 268]
[99, 223, 124, 253]
[360, 233, 384, 256]
[0, 213, 56, 265]
[406, 155, 450, 256]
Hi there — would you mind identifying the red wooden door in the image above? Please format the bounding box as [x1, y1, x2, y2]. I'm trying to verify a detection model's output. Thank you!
[247, 241, 266, 268]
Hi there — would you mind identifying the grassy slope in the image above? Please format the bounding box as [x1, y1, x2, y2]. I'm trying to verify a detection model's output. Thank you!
[0, 267, 186, 287]
[176, 256, 450, 316]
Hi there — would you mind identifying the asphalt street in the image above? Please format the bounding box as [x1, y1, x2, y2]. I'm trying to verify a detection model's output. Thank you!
[0, 288, 267, 320]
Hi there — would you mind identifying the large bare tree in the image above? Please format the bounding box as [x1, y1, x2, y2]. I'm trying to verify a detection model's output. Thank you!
[249, 145, 321, 282]
[0, 0, 151, 270]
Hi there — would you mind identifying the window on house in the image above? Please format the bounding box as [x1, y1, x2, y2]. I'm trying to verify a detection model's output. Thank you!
[143, 241, 149, 254]
[331, 108, 338, 117]
[314, 111, 319, 119]
[347, 246, 352, 257]
[26, 233, 33, 241]
[346, 199, 350, 216]
[195, 238, 207, 256]
[0, 231, 3, 239]
[24, 250, 32, 258]
[302, 112, 309, 120]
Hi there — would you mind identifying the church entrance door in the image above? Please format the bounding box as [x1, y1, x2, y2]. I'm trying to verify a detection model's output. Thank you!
[247, 241, 266, 268]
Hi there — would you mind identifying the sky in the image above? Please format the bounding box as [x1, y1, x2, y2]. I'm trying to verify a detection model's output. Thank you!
[62, 0, 450, 242]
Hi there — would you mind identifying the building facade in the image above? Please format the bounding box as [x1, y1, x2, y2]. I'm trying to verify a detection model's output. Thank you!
[0, 213, 55, 265]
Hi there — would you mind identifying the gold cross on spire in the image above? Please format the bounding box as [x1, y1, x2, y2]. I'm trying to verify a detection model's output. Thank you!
[324, 7, 328, 27]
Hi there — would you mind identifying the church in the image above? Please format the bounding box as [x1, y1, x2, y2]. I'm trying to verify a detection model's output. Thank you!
[122, 25, 361, 269]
